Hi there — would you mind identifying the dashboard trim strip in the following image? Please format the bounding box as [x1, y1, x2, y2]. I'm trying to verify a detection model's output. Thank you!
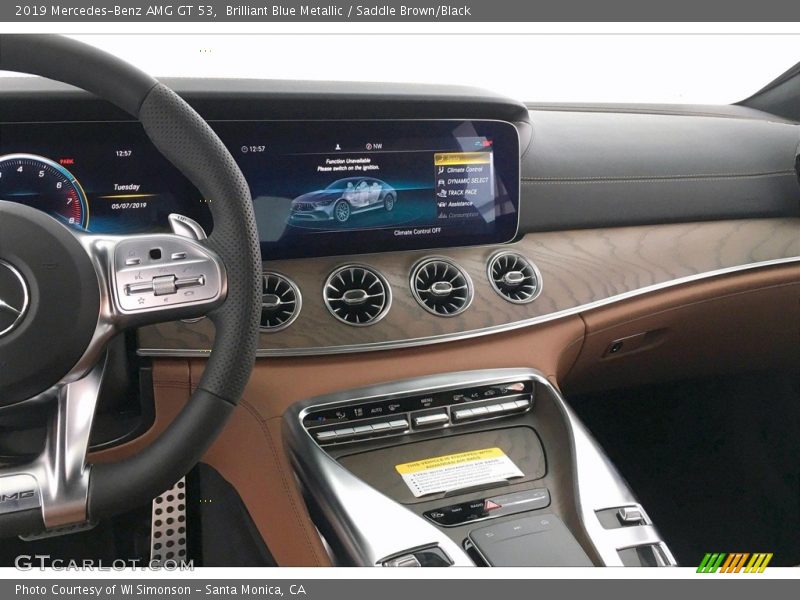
[137, 253, 800, 358]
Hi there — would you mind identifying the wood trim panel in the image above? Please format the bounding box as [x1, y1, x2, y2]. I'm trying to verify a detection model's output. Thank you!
[137, 218, 800, 356]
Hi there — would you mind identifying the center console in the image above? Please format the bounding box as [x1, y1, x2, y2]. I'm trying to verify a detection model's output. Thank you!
[283, 369, 676, 567]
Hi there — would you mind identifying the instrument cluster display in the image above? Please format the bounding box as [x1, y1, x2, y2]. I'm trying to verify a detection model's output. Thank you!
[0, 121, 212, 236]
[0, 119, 520, 259]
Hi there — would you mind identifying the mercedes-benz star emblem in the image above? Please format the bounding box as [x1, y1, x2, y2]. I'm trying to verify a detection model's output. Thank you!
[0, 259, 30, 338]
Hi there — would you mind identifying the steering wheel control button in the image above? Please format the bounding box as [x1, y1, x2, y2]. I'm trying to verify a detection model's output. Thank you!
[125, 281, 154, 295]
[176, 275, 206, 289]
[0, 259, 30, 338]
[113, 234, 224, 313]
[168, 213, 208, 241]
[152, 275, 178, 296]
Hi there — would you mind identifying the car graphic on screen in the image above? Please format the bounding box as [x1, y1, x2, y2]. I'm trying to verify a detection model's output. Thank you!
[289, 177, 397, 224]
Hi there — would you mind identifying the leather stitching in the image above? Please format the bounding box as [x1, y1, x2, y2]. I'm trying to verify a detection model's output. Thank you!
[557, 332, 588, 383]
[150, 380, 191, 388]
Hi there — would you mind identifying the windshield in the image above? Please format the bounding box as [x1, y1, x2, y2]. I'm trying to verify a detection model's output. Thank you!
[3, 34, 797, 105]
[325, 179, 362, 191]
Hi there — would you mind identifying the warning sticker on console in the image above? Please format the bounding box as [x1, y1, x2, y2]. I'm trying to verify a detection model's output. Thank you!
[395, 447, 524, 498]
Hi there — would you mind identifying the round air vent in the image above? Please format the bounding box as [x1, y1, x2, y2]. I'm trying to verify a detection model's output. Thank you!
[324, 265, 391, 326]
[410, 257, 473, 317]
[260, 272, 301, 332]
[488, 252, 542, 304]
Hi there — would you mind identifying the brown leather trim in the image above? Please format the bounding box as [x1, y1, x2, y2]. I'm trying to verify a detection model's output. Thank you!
[91, 364, 332, 566]
[90, 317, 584, 566]
[201, 316, 585, 422]
[201, 402, 329, 567]
[563, 263, 800, 395]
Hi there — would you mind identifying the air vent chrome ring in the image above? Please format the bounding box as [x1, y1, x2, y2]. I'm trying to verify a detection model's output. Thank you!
[324, 265, 392, 327]
[260, 272, 302, 332]
[487, 251, 542, 304]
[410, 257, 473, 317]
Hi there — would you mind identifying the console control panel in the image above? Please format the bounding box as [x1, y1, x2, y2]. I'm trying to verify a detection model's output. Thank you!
[303, 379, 534, 446]
[424, 488, 550, 527]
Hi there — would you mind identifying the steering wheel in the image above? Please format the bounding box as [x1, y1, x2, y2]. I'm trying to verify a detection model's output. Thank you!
[0, 35, 261, 537]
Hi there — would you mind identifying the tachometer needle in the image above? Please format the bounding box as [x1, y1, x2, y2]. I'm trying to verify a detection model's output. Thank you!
[0, 299, 21, 315]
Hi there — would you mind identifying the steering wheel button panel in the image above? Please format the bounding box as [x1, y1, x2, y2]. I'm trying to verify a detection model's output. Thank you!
[113, 235, 224, 313]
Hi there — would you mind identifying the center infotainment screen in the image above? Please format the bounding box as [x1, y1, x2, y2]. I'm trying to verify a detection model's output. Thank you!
[215, 119, 521, 259]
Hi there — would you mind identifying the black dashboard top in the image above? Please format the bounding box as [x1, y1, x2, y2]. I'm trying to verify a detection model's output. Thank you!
[1, 75, 799, 240]
[0, 76, 531, 122]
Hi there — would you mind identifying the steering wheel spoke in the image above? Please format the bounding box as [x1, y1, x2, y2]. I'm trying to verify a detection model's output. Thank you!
[0, 355, 106, 534]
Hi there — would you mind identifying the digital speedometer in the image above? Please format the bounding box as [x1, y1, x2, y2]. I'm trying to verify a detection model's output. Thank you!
[0, 154, 89, 230]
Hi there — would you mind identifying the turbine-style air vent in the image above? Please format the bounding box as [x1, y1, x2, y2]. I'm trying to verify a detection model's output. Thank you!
[411, 258, 473, 317]
[260, 272, 301, 332]
[324, 265, 391, 326]
[488, 252, 541, 304]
